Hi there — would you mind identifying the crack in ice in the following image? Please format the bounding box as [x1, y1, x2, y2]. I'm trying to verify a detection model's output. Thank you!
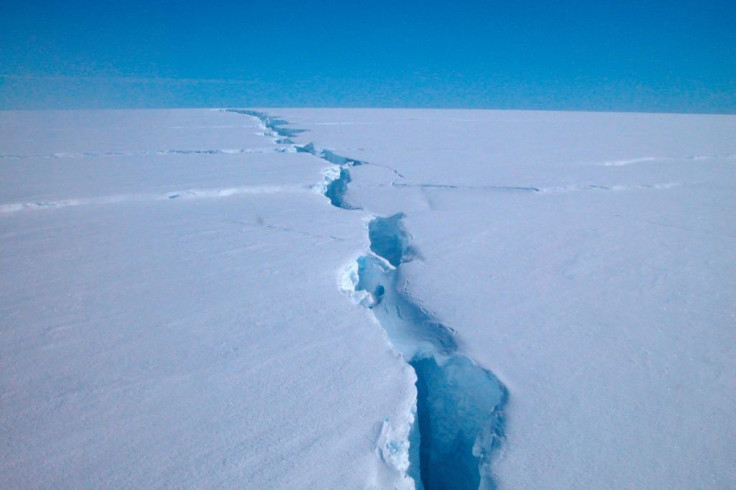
[225, 109, 306, 144]
[236, 109, 507, 489]
[343, 215, 506, 490]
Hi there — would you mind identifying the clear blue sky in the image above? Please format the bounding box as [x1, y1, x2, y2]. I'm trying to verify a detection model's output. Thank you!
[1, 0, 734, 112]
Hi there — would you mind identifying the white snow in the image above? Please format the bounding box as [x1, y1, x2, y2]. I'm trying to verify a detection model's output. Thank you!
[1, 108, 734, 489]
[0, 109, 414, 489]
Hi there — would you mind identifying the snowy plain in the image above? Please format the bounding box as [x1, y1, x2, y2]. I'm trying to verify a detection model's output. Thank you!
[1, 108, 734, 489]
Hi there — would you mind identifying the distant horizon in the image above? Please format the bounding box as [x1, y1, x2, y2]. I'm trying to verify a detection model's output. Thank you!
[2, 99, 733, 117]
[2, 1, 734, 114]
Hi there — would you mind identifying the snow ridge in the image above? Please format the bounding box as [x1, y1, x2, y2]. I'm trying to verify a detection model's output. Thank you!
[236, 110, 507, 490]
[0, 185, 306, 214]
[0, 148, 295, 160]
[392, 182, 540, 193]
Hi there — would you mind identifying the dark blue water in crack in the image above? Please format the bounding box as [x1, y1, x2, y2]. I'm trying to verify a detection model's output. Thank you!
[356, 215, 507, 490]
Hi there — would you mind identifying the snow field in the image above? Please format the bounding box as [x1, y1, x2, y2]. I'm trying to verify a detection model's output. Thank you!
[2, 107, 734, 489]
[269, 108, 736, 489]
[0, 110, 415, 488]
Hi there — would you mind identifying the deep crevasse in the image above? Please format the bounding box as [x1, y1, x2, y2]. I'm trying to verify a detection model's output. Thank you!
[238, 109, 507, 489]
[341, 215, 506, 490]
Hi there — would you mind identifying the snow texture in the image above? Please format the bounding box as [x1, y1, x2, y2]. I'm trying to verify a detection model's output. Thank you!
[1, 107, 734, 489]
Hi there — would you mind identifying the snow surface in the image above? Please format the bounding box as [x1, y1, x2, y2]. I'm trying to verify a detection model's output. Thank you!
[1, 108, 735, 489]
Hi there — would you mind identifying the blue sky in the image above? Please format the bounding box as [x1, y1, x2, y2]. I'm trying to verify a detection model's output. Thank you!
[1, 0, 734, 112]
